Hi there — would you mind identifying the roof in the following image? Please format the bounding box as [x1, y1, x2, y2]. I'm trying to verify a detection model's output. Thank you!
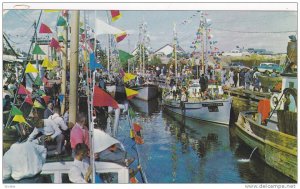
[3, 55, 23, 63]
[154, 44, 185, 55]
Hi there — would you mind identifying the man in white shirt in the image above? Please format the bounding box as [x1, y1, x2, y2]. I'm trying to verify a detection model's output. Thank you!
[28, 109, 65, 156]
[49, 107, 68, 132]
[69, 143, 92, 183]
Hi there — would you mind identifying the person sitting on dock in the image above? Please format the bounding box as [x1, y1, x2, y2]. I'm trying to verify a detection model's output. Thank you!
[68, 143, 92, 183]
[28, 109, 65, 158]
[43, 102, 54, 119]
[244, 69, 252, 90]
[70, 112, 90, 156]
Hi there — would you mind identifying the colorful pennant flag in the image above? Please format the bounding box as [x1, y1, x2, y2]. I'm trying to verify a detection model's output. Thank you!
[11, 105, 23, 116]
[57, 16, 67, 26]
[50, 38, 61, 49]
[62, 10, 68, 17]
[123, 73, 136, 83]
[58, 94, 64, 103]
[42, 77, 48, 84]
[90, 53, 104, 70]
[133, 123, 142, 132]
[33, 100, 45, 109]
[18, 84, 31, 95]
[125, 88, 138, 100]
[13, 115, 26, 123]
[37, 89, 46, 96]
[32, 45, 46, 55]
[128, 108, 136, 118]
[42, 96, 51, 104]
[39, 23, 52, 33]
[115, 32, 127, 43]
[25, 62, 39, 73]
[25, 95, 33, 105]
[41, 57, 50, 67]
[119, 50, 134, 64]
[111, 10, 122, 22]
[34, 75, 43, 86]
[93, 86, 119, 109]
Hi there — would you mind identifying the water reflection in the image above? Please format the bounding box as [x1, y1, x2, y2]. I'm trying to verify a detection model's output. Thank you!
[129, 98, 159, 115]
[118, 98, 295, 183]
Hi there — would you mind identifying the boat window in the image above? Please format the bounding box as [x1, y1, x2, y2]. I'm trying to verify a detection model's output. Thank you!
[40, 174, 54, 183]
[96, 172, 119, 183]
[208, 106, 219, 112]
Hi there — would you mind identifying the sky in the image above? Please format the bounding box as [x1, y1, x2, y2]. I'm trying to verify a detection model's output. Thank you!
[3, 9, 297, 54]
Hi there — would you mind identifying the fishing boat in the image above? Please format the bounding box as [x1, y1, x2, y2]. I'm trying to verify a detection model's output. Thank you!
[235, 39, 297, 181]
[163, 94, 232, 125]
[131, 84, 158, 101]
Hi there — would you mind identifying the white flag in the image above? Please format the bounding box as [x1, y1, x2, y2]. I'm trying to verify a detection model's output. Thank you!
[95, 18, 124, 35]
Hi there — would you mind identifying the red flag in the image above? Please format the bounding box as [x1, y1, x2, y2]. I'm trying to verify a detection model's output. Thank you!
[42, 96, 51, 104]
[50, 38, 61, 49]
[115, 32, 127, 43]
[18, 84, 31, 95]
[133, 123, 142, 132]
[39, 23, 52, 33]
[24, 95, 33, 105]
[111, 10, 121, 22]
[93, 86, 119, 109]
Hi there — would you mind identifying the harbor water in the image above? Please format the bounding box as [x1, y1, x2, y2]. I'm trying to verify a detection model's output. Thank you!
[117, 98, 295, 183]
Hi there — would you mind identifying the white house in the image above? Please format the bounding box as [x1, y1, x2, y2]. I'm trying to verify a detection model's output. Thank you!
[154, 44, 185, 56]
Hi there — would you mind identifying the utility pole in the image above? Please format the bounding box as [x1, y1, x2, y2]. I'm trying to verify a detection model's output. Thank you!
[69, 10, 80, 125]
[106, 11, 111, 73]
[61, 12, 68, 115]
[34, 21, 40, 77]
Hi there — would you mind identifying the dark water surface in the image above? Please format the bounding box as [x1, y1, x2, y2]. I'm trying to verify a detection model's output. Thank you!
[117, 98, 294, 183]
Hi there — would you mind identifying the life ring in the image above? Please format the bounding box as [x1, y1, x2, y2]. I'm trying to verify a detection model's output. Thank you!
[270, 93, 281, 110]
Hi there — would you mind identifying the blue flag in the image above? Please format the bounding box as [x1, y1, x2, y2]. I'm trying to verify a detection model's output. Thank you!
[90, 53, 104, 70]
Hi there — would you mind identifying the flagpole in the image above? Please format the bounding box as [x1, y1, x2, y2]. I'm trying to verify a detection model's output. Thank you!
[84, 11, 95, 183]
[106, 11, 111, 73]
[69, 10, 79, 126]
[61, 11, 69, 115]
[174, 23, 177, 79]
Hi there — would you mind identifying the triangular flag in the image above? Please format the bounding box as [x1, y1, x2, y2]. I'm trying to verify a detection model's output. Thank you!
[34, 75, 43, 86]
[80, 28, 84, 34]
[42, 77, 48, 84]
[11, 105, 23, 116]
[32, 45, 46, 55]
[50, 38, 61, 49]
[125, 88, 138, 100]
[18, 84, 31, 95]
[42, 96, 51, 104]
[58, 35, 64, 42]
[119, 50, 134, 64]
[111, 10, 122, 22]
[90, 53, 104, 70]
[51, 60, 58, 67]
[133, 123, 142, 132]
[39, 23, 52, 33]
[41, 57, 50, 67]
[128, 108, 136, 118]
[62, 10, 68, 17]
[93, 86, 119, 109]
[57, 16, 67, 26]
[33, 100, 45, 109]
[25, 62, 39, 73]
[13, 115, 26, 123]
[25, 95, 33, 105]
[37, 89, 46, 96]
[115, 32, 127, 43]
[123, 73, 136, 83]
[58, 94, 64, 103]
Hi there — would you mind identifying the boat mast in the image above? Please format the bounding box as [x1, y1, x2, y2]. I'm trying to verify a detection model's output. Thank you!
[69, 10, 79, 126]
[106, 11, 111, 73]
[61, 11, 68, 115]
[173, 22, 178, 79]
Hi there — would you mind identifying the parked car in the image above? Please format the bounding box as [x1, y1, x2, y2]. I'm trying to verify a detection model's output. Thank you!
[256, 62, 283, 73]
[222, 49, 251, 57]
[224, 62, 249, 70]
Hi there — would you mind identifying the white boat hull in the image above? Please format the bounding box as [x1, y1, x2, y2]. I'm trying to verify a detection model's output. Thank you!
[134, 85, 158, 101]
[163, 97, 232, 125]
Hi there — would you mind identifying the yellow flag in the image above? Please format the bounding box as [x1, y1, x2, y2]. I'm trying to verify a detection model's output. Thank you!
[33, 100, 45, 109]
[46, 61, 54, 70]
[44, 10, 60, 13]
[13, 115, 26, 123]
[124, 73, 136, 83]
[83, 50, 87, 62]
[125, 87, 138, 99]
[41, 57, 49, 67]
[25, 62, 39, 73]
[52, 60, 58, 67]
